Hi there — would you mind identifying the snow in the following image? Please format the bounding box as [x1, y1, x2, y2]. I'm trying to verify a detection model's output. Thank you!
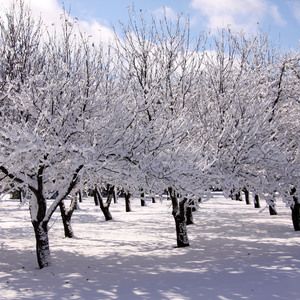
[1, 194, 300, 300]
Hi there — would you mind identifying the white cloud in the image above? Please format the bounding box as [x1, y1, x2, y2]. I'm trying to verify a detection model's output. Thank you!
[0, 0, 62, 27]
[78, 19, 115, 45]
[190, 0, 285, 33]
[191, 0, 265, 16]
[288, 1, 300, 23]
[153, 6, 178, 21]
[0, 0, 115, 45]
[270, 5, 286, 26]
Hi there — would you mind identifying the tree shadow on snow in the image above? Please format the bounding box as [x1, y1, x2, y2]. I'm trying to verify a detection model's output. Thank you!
[1, 238, 300, 300]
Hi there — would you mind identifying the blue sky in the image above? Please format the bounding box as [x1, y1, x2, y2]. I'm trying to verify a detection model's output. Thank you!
[0, 0, 299, 50]
[58, 0, 300, 50]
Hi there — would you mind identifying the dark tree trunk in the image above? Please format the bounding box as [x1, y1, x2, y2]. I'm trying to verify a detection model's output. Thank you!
[198, 197, 202, 203]
[30, 173, 51, 269]
[106, 184, 115, 204]
[32, 220, 50, 269]
[125, 192, 132, 212]
[93, 190, 99, 206]
[290, 188, 300, 231]
[77, 190, 82, 203]
[95, 187, 113, 221]
[59, 198, 77, 238]
[177, 198, 190, 246]
[59, 201, 73, 238]
[74, 194, 80, 210]
[4, 163, 84, 269]
[19, 188, 24, 203]
[12, 189, 22, 202]
[140, 189, 146, 206]
[235, 191, 242, 201]
[268, 199, 277, 215]
[269, 205, 277, 215]
[243, 188, 250, 205]
[190, 200, 197, 212]
[254, 194, 260, 208]
[113, 188, 117, 204]
[186, 201, 194, 225]
[152, 196, 156, 203]
[291, 203, 300, 231]
[168, 187, 189, 248]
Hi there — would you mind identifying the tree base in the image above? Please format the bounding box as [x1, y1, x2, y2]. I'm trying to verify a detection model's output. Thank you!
[292, 203, 300, 231]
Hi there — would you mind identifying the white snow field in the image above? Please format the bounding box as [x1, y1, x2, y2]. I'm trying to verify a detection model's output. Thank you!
[1, 194, 300, 300]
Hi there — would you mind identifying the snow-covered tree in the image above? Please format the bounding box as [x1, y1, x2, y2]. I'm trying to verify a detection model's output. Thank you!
[0, 3, 135, 267]
[2, 3, 300, 270]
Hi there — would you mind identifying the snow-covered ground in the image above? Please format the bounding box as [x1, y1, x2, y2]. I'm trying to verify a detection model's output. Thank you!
[1, 194, 300, 300]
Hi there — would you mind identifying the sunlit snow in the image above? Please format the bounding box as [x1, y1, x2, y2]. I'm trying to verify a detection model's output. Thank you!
[1, 194, 299, 300]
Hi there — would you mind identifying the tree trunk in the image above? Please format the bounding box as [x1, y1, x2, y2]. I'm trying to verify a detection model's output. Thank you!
[77, 190, 82, 203]
[59, 199, 75, 238]
[113, 188, 117, 204]
[243, 188, 250, 205]
[269, 205, 277, 215]
[235, 191, 242, 201]
[12, 189, 22, 201]
[95, 187, 113, 221]
[190, 200, 197, 212]
[19, 189, 24, 203]
[140, 189, 146, 206]
[186, 206, 194, 225]
[168, 187, 189, 248]
[268, 199, 277, 215]
[254, 194, 260, 208]
[291, 203, 300, 231]
[74, 193, 80, 210]
[152, 196, 156, 203]
[125, 192, 132, 212]
[32, 220, 51, 269]
[25, 164, 82, 269]
[93, 190, 99, 206]
[176, 198, 190, 246]
[29, 178, 51, 269]
[106, 184, 115, 203]
[290, 188, 300, 231]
